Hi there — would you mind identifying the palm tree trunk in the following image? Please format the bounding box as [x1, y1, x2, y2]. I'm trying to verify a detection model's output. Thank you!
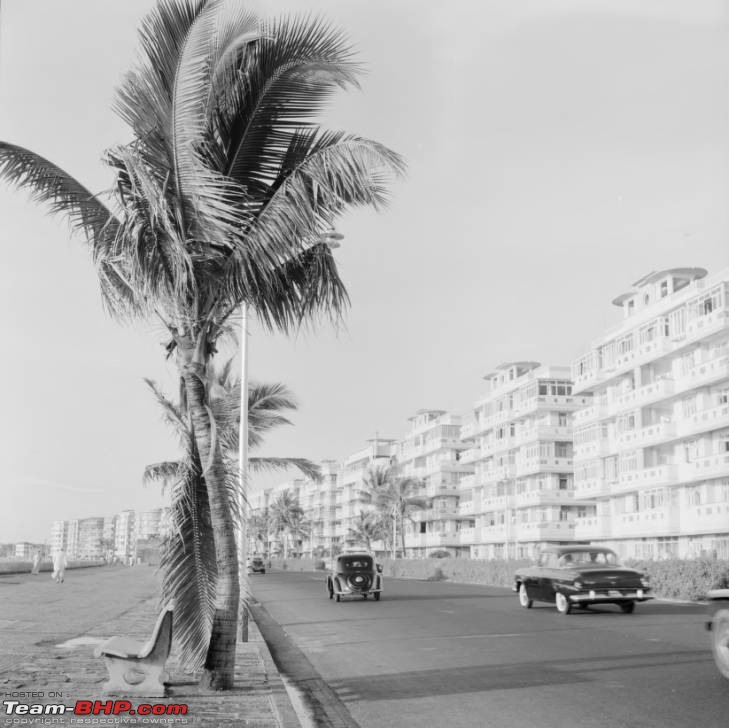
[400, 511, 407, 558]
[182, 358, 239, 691]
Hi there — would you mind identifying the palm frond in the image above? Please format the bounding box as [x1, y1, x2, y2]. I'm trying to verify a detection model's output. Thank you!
[249, 456, 321, 482]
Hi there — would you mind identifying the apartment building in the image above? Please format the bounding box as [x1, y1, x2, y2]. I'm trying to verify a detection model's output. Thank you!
[572, 267, 729, 560]
[397, 410, 473, 557]
[459, 362, 591, 559]
[76, 517, 105, 560]
[335, 438, 398, 547]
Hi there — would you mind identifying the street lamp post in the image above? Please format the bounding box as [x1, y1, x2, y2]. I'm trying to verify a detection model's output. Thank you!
[237, 229, 343, 641]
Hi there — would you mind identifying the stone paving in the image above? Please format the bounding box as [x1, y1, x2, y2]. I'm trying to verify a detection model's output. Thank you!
[0, 566, 300, 728]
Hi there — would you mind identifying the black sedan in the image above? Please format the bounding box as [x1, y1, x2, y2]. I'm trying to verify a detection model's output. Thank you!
[706, 589, 729, 680]
[514, 545, 652, 615]
[326, 552, 383, 602]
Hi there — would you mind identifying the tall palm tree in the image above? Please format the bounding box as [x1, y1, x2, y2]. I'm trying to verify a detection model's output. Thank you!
[0, 0, 403, 689]
[269, 489, 305, 559]
[144, 372, 320, 671]
[362, 465, 428, 557]
[348, 510, 386, 552]
[247, 507, 273, 556]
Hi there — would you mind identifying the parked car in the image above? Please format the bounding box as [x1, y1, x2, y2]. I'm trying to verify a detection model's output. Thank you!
[706, 589, 729, 680]
[326, 552, 383, 602]
[513, 545, 652, 615]
[247, 556, 266, 574]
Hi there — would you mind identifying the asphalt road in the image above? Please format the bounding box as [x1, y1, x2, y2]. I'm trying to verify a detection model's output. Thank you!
[251, 571, 729, 728]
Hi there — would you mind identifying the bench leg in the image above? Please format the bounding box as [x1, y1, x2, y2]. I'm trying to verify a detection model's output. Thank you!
[101, 656, 168, 698]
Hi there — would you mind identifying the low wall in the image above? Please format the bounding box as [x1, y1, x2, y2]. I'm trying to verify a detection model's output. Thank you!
[269, 556, 729, 601]
[0, 560, 106, 575]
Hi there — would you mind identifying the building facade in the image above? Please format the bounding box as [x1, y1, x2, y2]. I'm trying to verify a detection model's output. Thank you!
[397, 410, 473, 557]
[459, 362, 591, 560]
[572, 267, 729, 559]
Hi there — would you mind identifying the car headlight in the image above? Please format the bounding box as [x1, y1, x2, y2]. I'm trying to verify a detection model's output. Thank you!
[640, 576, 650, 587]
[573, 581, 583, 590]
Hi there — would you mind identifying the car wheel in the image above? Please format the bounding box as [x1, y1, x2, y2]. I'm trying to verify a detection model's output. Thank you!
[555, 592, 572, 615]
[374, 592, 381, 601]
[335, 593, 341, 602]
[712, 608, 729, 680]
[620, 601, 635, 614]
[261, 570, 265, 574]
[363, 593, 368, 600]
[327, 582, 333, 600]
[518, 583, 533, 609]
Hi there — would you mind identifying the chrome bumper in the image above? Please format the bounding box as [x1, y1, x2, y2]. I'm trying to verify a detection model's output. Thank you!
[569, 589, 652, 602]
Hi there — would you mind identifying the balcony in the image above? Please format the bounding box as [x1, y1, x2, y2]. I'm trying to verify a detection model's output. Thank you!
[460, 448, 480, 465]
[676, 404, 729, 439]
[685, 307, 729, 342]
[614, 421, 676, 451]
[515, 456, 573, 477]
[480, 494, 514, 510]
[573, 515, 612, 541]
[679, 452, 729, 484]
[609, 378, 675, 415]
[459, 500, 475, 516]
[574, 439, 611, 459]
[459, 527, 477, 545]
[573, 477, 610, 500]
[613, 507, 680, 538]
[460, 422, 476, 441]
[513, 489, 574, 508]
[614, 464, 678, 494]
[479, 524, 509, 542]
[573, 401, 608, 425]
[680, 502, 729, 533]
[514, 520, 575, 541]
[515, 424, 572, 446]
[674, 356, 729, 395]
[460, 474, 476, 489]
[482, 463, 516, 483]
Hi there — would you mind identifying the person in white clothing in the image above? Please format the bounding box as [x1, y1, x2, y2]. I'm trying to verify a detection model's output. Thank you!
[52, 549, 67, 583]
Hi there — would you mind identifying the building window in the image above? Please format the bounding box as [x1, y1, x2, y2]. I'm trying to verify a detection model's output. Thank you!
[660, 280, 668, 297]
[559, 477, 568, 490]
[558, 412, 567, 427]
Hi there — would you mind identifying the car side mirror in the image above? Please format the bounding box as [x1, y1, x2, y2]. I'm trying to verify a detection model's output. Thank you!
[376, 564, 383, 574]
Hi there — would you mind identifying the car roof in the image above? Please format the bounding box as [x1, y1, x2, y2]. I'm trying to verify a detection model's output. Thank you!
[337, 552, 373, 558]
[540, 545, 616, 555]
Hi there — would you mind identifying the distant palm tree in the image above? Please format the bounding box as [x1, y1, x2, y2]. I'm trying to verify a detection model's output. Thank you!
[144, 372, 319, 670]
[362, 465, 428, 557]
[348, 510, 386, 552]
[0, 0, 403, 689]
[269, 489, 306, 559]
[247, 508, 273, 556]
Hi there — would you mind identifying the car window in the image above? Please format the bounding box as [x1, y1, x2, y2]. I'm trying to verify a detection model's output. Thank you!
[559, 550, 620, 566]
[340, 558, 372, 569]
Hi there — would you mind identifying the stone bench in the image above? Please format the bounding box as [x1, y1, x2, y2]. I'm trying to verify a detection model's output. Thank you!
[94, 604, 173, 697]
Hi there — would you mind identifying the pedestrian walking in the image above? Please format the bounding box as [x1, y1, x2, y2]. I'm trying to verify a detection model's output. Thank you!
[30, 550, 41, 575]
[52, 549, 67, 583]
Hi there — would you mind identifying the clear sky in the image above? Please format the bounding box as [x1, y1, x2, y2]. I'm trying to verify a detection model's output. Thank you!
[1, 0, 728, 543]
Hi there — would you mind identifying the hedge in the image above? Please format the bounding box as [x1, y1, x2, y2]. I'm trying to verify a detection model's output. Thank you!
[268, 556, 729, 601]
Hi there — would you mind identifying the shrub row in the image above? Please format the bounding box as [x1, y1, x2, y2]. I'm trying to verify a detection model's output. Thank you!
[269, 556, 729, 601]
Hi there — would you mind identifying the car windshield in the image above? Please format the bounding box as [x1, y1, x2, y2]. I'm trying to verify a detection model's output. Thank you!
[558, 550, 619, 567]
[340, 557, 372, 570]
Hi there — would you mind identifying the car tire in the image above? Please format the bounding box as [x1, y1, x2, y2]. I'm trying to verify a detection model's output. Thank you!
[261, 570, 265, 574]
[555, 592, 572, 615]
[712, 608, 729, 680]
[374, 592, 381, 601]
[518, 583, 533, 609]
[335, 593, 341, 602]
[363, 593, 368, 600]
[327, 582, 333, 600]
[620, 601, 635, 614]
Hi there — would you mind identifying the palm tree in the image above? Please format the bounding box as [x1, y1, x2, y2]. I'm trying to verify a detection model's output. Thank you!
[347, 510, 386, 552]
[0, 1, 403, 689]
[362, 465, 428, 557]
[247, 508, 273, 556]
[144, 372, 320, 671]
[269, 489, 305, 559]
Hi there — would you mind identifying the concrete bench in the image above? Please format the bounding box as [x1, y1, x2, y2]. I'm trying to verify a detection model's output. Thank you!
[94, 604, 173, 697]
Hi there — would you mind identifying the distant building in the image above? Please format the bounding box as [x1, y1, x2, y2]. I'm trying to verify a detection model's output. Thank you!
[572, 267, 729, 559]
[77, 518, 105, 560]
[398, 410, 473, 557]
[459, 362, 590, 560]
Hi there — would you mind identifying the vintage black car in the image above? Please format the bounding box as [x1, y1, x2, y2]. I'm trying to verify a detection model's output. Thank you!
[326, 552, 383, 602]
[247, 556, 266, 574]
[514, 545, 652, 615]
[706, 589, 729, 680]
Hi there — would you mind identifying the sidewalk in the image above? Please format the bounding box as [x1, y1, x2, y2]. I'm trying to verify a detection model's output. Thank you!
[0, 567, 301, 728]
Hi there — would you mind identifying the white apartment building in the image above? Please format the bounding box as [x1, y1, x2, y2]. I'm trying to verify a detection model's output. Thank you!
[572, 267, 729, 560]
[114, 510, 136, 562]
[397, 410, 473, 557]
[335, 438, 398, 547]
[460, 362, 591, 560]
